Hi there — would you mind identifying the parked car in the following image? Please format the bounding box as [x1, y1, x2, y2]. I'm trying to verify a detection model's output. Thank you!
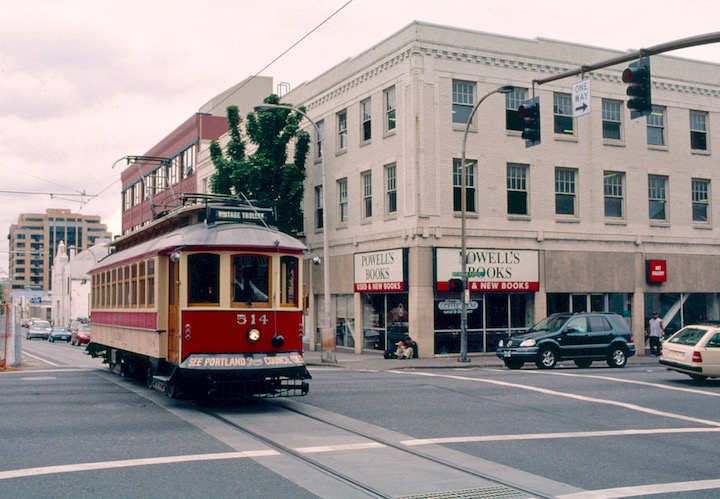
[71, 324, 91, 346]
[496, 312, 636, 369]
[26, 320, 52, 340]
[659, 324, 720, 381]
[48, 326, 72, 343]
[22, 317, 42, 329]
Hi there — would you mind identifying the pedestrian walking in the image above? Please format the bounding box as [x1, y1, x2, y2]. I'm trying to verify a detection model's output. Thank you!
[647, 312, 664, 356]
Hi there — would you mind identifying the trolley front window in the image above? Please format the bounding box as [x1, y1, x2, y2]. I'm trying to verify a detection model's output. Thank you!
[188, 253, 220, 305]
[280, 256, 299, 307]
[232, 255, 270, 307]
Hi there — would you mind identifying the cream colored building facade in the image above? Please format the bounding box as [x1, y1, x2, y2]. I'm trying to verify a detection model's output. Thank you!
[208, 22, 720, 357]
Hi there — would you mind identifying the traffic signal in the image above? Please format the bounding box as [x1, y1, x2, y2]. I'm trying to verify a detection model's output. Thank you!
[448, 278, 463, 292]
[518, 97, 540, 147]
[622, 57, 651, 119]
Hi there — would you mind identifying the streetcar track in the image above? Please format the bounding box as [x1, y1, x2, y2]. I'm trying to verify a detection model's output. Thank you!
[187, 398, 548, 499]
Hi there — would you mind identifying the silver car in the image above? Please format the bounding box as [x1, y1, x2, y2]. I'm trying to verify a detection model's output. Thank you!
[26, 320, 51, 340]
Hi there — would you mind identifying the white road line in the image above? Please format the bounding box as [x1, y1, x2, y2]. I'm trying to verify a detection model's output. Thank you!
[401, 427, 720, 446]
[526, 369, 720, 397]
[296, 442, 386, 453]
[557, 478, 720, 498]
[394, 370, 720, 427]
[21, 351, 60, 367]
[0, 451, 279, 481]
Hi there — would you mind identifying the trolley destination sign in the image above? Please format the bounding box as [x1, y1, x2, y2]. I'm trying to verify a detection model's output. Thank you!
[182, 352, 306, 370]
[206, 205, 276, 226]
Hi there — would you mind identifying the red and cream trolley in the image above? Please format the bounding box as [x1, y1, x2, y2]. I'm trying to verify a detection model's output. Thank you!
[87, 194, 310, 399]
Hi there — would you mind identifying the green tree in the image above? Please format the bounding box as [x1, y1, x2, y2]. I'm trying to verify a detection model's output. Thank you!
[209, 94, 310, 235]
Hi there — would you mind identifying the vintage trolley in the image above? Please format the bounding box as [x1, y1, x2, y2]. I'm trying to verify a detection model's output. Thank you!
[87, 194, 310, 399]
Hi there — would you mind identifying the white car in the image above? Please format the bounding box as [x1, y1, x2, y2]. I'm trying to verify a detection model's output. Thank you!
[660, 324, 720, 381]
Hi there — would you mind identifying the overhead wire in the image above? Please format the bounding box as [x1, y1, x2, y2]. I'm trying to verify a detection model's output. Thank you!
[207, 0, 355, 114]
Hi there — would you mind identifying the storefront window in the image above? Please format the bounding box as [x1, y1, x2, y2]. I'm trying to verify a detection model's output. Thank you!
[362, 293, 408, 351]
[434, 293, 532, 354]
[335, 294, 355, 348]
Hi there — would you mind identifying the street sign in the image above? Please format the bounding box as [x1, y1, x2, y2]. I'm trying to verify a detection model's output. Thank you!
[572, 79, 591, 117]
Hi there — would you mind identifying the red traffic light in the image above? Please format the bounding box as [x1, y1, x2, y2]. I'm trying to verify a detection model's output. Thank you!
[448, 278, 463, 292]
[622, 66, 648, 84]
[622, 57, 651, 117]
[518, 100, 540, 143]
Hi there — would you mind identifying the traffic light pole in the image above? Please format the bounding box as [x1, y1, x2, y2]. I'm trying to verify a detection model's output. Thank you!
[532, 32, 720, 87]
[459, 85, 515, 363]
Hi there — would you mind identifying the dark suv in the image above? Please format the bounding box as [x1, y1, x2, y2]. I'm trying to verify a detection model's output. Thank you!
[496, 312, 635, 369]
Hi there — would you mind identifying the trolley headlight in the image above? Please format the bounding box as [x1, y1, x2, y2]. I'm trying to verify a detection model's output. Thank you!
[247, 328, 261, 343]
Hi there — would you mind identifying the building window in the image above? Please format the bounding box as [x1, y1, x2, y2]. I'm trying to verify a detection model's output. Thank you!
[692, 179, 710, 223]
[361, 98, 371, 142]
[553, 93, 574, 135]
[690, 110, 708, 150]
[362, 171, 372, 219]
[505, 88, 526, 131]
[648, 175, 667, 221]
[337, 110, 347, 151]
[315, 186, 323, 229]
[452, 80, 474, 124]
[315, 120, 324, 160]
[604, 171, 624, 219]
[602, 99, 622, 140]
[123, 189, 131, 211]
[338, 178, 348, 223]
[555, 168, 576, 216]
[647, 107, 666, 146]
[182, 145, 195, 178]
[453, 158, 476, 213]
[169, 157, 179, 185]
[133, 182, 140, 206]
[507, 163, 528, 215]
[384, 86, 396, 132]
[385, 163, 397, 214]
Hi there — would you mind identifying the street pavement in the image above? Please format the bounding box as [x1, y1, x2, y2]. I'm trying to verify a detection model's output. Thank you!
[303, 346, 661, 371]
[7, 344, 660, 372]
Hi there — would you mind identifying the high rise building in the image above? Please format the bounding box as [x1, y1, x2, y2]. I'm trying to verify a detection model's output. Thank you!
[8, 208, 111, 291]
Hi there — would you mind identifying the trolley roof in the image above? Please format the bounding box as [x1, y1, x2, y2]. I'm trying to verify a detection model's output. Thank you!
[92, 195, 306, 273]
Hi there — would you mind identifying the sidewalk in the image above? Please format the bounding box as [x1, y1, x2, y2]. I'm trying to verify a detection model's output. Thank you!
[302, 346, 662, 371]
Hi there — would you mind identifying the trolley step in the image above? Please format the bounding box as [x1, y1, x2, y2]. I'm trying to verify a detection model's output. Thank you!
[151, 375, 170, 393]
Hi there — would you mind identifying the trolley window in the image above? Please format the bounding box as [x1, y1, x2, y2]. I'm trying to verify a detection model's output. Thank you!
[147, 259, 155, 307]
[188, 253, 220, 305]
[280, 256, 299, 307]
[232, 255, 270, 307]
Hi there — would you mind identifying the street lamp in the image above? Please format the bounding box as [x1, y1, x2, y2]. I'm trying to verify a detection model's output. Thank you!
[459, 85, 515, 363]
[253, 103, 335, 363]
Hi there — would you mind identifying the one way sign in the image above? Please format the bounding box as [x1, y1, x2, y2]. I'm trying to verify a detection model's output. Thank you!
[572, 79, 591, 118]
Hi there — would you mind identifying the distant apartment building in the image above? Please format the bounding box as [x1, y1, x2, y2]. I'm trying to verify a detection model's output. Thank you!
[8, 208, 111, 291]
[120, 76, 274, 233]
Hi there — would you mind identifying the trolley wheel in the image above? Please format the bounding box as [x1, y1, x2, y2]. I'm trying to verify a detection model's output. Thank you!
[166, 380, 179, 398]
[145, 364, 155, 388]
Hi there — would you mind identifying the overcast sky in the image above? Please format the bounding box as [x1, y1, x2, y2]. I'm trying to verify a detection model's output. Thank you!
[2, 0, 719, 278]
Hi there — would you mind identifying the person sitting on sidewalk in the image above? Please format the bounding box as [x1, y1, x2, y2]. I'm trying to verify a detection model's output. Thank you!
[394, 340, 412, 359]
[394, 336, 417, 359]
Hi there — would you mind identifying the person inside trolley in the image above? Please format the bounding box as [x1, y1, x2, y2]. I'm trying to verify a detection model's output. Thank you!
[233, 259, 268, 303]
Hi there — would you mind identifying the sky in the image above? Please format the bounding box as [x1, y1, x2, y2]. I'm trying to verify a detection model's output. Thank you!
[2, 0, 719, 278]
